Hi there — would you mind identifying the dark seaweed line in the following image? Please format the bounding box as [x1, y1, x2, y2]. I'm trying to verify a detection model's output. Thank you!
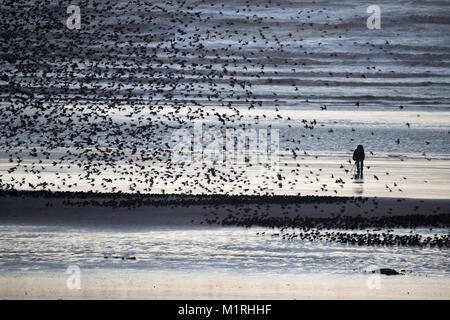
[0, 189, 355, 206]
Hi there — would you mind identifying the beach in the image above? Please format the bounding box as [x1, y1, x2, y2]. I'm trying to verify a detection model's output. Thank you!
[2, 272, 450, 299]
[1, 0, 450, 300]
[0, 191, 449, 299]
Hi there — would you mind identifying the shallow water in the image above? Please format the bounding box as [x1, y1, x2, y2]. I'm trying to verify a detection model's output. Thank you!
[0, 225, 448, 280]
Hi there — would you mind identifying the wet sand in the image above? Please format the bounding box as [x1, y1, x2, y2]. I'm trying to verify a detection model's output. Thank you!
[1, 271, 449, 300]
[0, 191, 449, 228]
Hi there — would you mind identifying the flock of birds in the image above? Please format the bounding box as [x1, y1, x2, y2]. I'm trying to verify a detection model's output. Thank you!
[0, 0, 440, 198]
[3, 189, 445, 248]
[0, 0, 449, 247]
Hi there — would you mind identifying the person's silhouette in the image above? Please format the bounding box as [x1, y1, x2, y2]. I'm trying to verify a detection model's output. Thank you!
[352, 145, 365, 179]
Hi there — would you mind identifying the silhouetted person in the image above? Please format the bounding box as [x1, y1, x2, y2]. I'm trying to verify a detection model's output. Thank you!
[352, 145, 365, 179]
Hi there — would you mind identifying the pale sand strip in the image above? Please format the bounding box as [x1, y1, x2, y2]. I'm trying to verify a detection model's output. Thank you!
[1, 273, 449, 299]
